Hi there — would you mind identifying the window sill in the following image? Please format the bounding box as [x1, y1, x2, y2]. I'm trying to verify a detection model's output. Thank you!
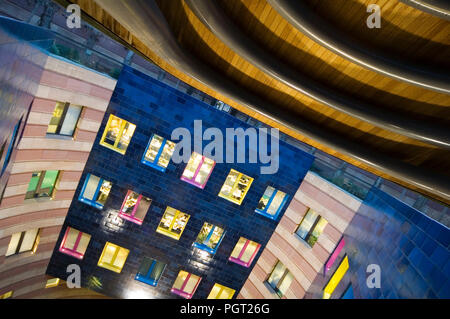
[255, 209, 279, 220]
[141, 159, 167, 172]
[193, 242, 217, 255]
[45, 133, 74, 141]
[135, 274, 158, 287]
[78, 197, 104, 210]
[97, 262, 122, 273]
[156, 227, 182, 240]
[263, 282, 283, 299]
[24, 197, 54, 204]
[294, 233, 314, 249]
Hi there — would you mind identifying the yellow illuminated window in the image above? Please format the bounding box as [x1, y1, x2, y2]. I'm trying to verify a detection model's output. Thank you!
[6, 229, 40, 256]
[181, 152, 215, 188]
[45, 278, 60, 288]
[171, 270, 201, 299]
[323, 255, 349, 299]
[207, 283, 235, 299]
[142, 134, 176, 171]
[156, 207, 190, 240]
[229, 237, 261, 267]
[100, 114, 136, 154]
[218, 169, 253, 205]
[0, 291, 13, 299]
[97, 242, 130, 273]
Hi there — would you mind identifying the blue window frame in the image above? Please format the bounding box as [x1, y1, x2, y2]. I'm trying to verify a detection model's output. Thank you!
[341, 284, 354, 299]
[193, 222, 226, 255]
[135, 257, 166, 286]
[141, 134, 176, 172]
[78, 173, 112, 209]
[255, 186, 289, 220]
[1, 118, 21, 175]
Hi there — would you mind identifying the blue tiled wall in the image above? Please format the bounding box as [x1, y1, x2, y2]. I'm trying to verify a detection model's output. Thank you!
[46, 66, 314, 299]
[344, 188, 449, 299]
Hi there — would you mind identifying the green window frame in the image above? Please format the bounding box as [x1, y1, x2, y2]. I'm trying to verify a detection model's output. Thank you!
[25, 170, 60, 199]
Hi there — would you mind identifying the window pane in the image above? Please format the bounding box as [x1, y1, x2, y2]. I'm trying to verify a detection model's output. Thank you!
[77, 233, 91, 255]
[96, 180, 111, 205]
[296, 209, 319, 240]
[257, 186, 275, 211]
[6, 232, 21, 256]
[145, 135, 164, 162]
[47, 102, 66, 133]
[230, 237, 247, 259]
[26, 172, 41, 196]
[195, 158, 214, 185]
[208, 226, 224, 249]
[134, 196, 151, 221]
[219, 288, 234, 299]
[113, 248, 129, 268]
[208, 285, 222, 299]
[19, 228, 38, 253]
[157, 140, 175, 168]
[117, 122, 135, 151]
[121, 191, 139, 215]
[103, 115, 122, 146]
[159, 207, 176, 231]
[196, 222, 213, 245]
[219, 170, 239, 197]
[267, 261, 286, 289]
[150, 261, 166, 281]
[59, 104, 82, 136]
[240, 241, 259, 263]
[138, 257, 153, 276]
[39, 170, 59, 195]
[278, 271, 293, 296]
[307, 217, 328, 247]
[182, 152, 203, 180]
[82, 174, 100, 200]
[267, 190, 287, 216]
[183, 275, 200, 294]
[173, 271, 189, 290]
[64, 227, 79, 250]
[101, 243, 117, 264]
[172, 212, 189, 235]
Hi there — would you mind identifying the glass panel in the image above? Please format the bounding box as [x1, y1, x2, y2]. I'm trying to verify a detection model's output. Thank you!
[121, 191, 139, 215]
[296, 209, 319, 240]
[101, 243, 117, 264]
[82, 174, 100, 200]
[230, 237, 246, 259]
[267, 261, 286, 290]
[145, 135, 164, 162]
[134, 196, 151, 221]
[104, 115, 122, 146]
[113, 247, 129, 268]
[157, 140, 175, 168]
[307, 217, 328, 247]
[208, 284, 222, 299]
[77, 233, 91, 255]
[278, 271, 294, 296]
[19, 229, 38, 253]
[240, 240, 259, 263]
[196, 222, 213, 245]
[159, 207, 176, 231]
[219, 170, 239, 197]
[6, 232, 21, 256]
[38, 170, 58, 196]
[47, 102, 66, 133]
[138, 257, 153, 276]
[26, 172, 41, 198]
[173, 271, 189, 290]
[208, 226, 224, 249]
[150, 261, 166, 281]
[59, 104, 82, 136]
[183, 275, 200, 294]
[117, 122, 136, 151]
[257, 186, 275, 211]
[194, 157, 214, 185]
[219, 287, 234, 299]
[182, 152, 203, 180]
[172, 212, 189, 235]
[267, 190, 287, 216]
[96, 180, 111, 205]
[64, 227, 79, 250]
[231, 174, 252, 202]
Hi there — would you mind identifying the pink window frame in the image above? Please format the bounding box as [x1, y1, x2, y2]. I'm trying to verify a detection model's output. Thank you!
[171, 272, 202, 299]
[228, 239, 261, 267]
[324, 237, 346, 275]
[118, 190, 148, 225]
[180, 155, 215, 189]
[58, 227, 87, 260]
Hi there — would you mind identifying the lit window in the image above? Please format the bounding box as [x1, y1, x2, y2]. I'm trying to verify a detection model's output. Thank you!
[180, 152, 215, 188]
[323, 256, 349, 299]
[47, 102, 82, 137]
[119, 190, 151, 225]
[45, 278, 60, 288]
[193, 222, 225, 254]
[100, 114, 136, 154]
[141, 134, 175, 172]
[295, 208, 328, 247]
[59, 226, 91, 259]
[156, 206, 190, 240]
[255, 186, 289, 220]
[171, 270, 201, 299]
[135, 257, 166, 287]
[97, 242, 129, 273]
[6, 229, 40, 256]
[207, 283, 235, 299]
[0, 291, 13, 299]
[267, 261, 294, 298]
[229, 237, 260, 267]
[78, 173, 111, 209]
[218, 169, 254, 205]
[25, 170, 59, 199]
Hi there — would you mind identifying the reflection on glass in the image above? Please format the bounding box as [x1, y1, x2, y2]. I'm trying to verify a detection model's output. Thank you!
[181, 152, 215, 188]
[47, 102, 65, 134]
[295, 209, 327, 247]
[142, 134, 176, 171]
[194, 222, 225, 254]
[100, 114, 136, 154]
[229, 237, 260, 267]
[79, 174, 111, 209]
[157, 207, 190, 240]
[171, 270, 201, 299]
[219, 169, 253, 205]
[25, 170, 59, 199]
[256, 186, 288, 219]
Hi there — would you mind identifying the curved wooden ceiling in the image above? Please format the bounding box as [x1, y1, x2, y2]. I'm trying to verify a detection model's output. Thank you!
[63, 0, 450, 204]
